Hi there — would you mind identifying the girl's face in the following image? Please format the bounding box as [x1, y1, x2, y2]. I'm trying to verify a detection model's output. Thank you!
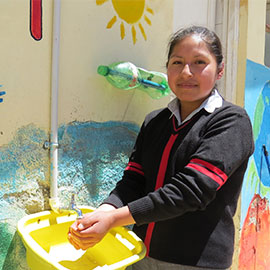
[167, 35, 224, 109]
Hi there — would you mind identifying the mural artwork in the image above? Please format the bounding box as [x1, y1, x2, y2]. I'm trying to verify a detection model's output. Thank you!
[0, 0, 162, 268]
[30, 0, 42, 41]
[0, 122, 139, 269]
[96, 0, 154, 44]
[239, 60, 270, 270]
[0, 87, 5, 103]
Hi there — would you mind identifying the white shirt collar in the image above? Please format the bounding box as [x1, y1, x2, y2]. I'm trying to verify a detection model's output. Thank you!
[168, 89, 223, 125]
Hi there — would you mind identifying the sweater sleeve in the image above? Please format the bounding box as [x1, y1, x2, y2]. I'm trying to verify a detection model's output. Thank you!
[102, 121, 147, 208]
[128, 107, 254, 225]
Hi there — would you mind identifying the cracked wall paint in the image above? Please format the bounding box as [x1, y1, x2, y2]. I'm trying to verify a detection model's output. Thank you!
[0, 121, 139, 269]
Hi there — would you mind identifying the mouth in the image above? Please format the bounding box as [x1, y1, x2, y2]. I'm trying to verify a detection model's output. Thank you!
[177, 82, 198, 88]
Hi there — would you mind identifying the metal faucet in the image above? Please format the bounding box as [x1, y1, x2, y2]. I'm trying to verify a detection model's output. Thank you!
[70, 194, 83, 219]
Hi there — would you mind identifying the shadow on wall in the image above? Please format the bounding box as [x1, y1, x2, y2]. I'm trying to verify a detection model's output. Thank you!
[0, 120, 139, 269]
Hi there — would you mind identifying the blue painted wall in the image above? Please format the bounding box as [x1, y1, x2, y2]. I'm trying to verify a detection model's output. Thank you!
[0, 121, 139, 269]
[238, 60, 270, 269]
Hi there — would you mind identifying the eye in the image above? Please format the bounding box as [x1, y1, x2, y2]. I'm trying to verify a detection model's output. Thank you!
[194, 60, 206, 65]
[171, 60, 183, 65]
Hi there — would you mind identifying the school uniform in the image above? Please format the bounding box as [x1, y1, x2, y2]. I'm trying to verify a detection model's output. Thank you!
[103, 90, 254, 269]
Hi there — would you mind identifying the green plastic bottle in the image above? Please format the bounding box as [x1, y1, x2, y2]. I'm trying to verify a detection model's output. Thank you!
[97, 62, 171, 99]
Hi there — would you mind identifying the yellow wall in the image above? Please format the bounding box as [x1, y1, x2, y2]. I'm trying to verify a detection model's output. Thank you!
[236, 0, 248, 107]
[0, 2, 173, 268]
[247, 0, 267, 64]
[0, 0, 173, 147]
[58, 0, 172, 125]
[0, 0, 52, 145]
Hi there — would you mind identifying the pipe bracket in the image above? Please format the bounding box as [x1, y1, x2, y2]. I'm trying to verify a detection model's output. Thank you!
[43, 141, 59, 150]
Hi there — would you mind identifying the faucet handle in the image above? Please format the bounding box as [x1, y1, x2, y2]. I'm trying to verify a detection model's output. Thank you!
[70, 193, 75, 206]
[70, 193, 83, 219]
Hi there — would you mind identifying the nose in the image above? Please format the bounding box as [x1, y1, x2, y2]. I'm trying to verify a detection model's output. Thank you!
[181, 64, 193, 78]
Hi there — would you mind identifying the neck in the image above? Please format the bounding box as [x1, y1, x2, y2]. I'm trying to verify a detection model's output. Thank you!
[180, 101, 203, 121]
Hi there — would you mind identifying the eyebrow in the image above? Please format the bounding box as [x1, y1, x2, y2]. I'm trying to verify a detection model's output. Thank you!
[169, 55, 182, 58]
[170, 54, 208, 59]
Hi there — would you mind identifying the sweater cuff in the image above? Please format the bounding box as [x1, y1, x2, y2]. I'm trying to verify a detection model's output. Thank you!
[102, 193, 125, 209]
[128, 196, 155, 226]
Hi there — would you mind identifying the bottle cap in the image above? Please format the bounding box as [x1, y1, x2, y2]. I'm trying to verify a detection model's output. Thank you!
[97, 65, 109, 76]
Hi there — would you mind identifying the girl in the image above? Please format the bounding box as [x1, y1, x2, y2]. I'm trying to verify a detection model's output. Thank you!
[68, 26, 254, 270]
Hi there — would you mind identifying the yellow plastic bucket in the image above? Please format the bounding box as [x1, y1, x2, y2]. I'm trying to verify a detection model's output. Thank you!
[17, 207, 146, 270]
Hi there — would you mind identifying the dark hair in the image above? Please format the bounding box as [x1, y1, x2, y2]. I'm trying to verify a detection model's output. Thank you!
[166, 26, 223, 68]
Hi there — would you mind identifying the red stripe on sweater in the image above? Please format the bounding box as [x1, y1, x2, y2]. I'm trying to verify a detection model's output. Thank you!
[173, 115, 193, 132]
[144, 133, 179, 256]
[190, 158, 228, 182]
[128, 161, 143, 170]
[186, 163, 224, 189]
[144, 222, 155, 254]
[125, 162, 144, 175]
[155, 134, 178, 189]
[125, 166, 144, 176]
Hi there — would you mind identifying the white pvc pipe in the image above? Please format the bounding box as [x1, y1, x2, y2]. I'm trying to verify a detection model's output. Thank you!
[49, 0, 61, 212]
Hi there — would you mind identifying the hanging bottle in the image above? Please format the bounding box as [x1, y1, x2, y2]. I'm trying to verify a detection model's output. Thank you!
[97, 62, 171, 99]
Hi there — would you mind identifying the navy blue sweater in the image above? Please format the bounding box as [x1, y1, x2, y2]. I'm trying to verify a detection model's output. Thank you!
[103, 100, 254, 269]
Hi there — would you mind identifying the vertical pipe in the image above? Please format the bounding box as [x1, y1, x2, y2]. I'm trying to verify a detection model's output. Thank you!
[49, 0, 61, 211]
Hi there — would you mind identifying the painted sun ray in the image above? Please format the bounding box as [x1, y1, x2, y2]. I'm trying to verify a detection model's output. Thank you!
[120, 22, 125, 40]
[144, 15, 151, 26]
[107, 16, 117, 28]
[97, 0, 154, 44]
[132, 25, 137, 44]
[146, 6, 154, 15]
[96, 0, 108, 6]
[139, 23, 146, 40]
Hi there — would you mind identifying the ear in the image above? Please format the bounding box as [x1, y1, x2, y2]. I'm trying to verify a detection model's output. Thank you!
[217, 62, 224, 80]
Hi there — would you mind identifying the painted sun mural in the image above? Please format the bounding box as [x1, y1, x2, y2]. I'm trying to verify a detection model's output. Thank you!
[96, 0, 154, 44]
[29, 0, 155, 44]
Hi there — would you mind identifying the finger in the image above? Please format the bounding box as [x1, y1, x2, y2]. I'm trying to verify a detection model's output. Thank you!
[69, 220, 81, 232]
[79, 239, 100, 250]
[81, 243, 95, 250]
[70, 227, 94, 238]
[73, 235, 98, 246]
[76, 217, 96, 231]
[69, 231, 98, 245]
[0, 91, 6, 96]
[68, 233, 100, 250]
[68, 233, 91, 250]
[77, 220, 106, 236]
[78, 222, 85, 230]
[68, 233, 81, 250]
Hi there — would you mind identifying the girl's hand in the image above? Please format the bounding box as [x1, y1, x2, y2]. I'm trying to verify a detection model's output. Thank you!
[68, 210, 114, 250]
[68, 206, 135, 250]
